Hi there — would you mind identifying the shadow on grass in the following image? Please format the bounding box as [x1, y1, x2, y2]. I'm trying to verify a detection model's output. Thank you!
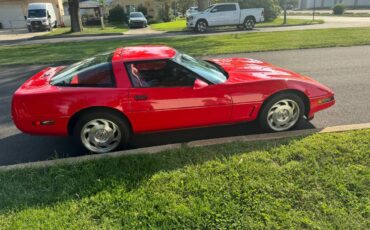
[0, 134, 307, 214]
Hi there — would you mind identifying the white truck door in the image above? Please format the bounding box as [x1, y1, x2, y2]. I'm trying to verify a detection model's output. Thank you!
[224, 4, 239, 25]
[207, 5, 228, 26]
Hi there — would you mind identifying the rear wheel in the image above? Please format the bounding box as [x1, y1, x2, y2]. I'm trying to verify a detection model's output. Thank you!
[73, 112, 130, 153]
[259, 93, 305, 132]
[244, 18, 255, 30]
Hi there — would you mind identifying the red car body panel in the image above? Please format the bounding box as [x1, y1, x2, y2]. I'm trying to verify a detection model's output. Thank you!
[12, 46, 335, 136]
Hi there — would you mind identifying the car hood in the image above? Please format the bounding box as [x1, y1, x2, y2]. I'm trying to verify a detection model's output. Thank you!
[208, 58, 317, 84]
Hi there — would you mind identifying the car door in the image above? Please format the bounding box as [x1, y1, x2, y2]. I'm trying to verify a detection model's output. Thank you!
[207, 5, 228, 26]
[224, 4, 239, 25]
[126, 59, 232, 133]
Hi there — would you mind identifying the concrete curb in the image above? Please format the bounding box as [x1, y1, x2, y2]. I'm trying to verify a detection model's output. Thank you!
[1, 123, 369, 171]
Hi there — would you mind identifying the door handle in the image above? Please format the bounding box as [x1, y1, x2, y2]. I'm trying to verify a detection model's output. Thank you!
[134, 95, 148, 101]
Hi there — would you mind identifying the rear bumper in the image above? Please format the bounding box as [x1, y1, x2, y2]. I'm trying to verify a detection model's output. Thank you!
[12, 115, 70, 136]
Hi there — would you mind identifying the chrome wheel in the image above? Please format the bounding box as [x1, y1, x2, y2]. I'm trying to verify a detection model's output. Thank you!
[197, 21, 207, 32]
[81, 118, 121, 153]
[244, 19, 255, 30]
[267, 99, 300, 131]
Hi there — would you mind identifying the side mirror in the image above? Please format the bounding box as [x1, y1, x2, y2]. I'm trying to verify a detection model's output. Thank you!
[193, 79, 208, 90]
[48, 14, 51, 19]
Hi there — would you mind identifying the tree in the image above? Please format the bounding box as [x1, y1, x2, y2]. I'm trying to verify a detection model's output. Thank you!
[155, 0, 172, 22]
[278, 0, 298, 24]
[68, 0, 83, 32]
[177, 0, 195, 16]
[137, 4, 148, 16]
[197, 0, 208, 11]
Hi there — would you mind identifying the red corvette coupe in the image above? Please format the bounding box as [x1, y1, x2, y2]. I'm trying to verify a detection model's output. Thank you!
[12, 45, 335, 153]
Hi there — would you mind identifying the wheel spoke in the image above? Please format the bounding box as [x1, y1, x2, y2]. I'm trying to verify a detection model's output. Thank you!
[80, 118, 122, 153]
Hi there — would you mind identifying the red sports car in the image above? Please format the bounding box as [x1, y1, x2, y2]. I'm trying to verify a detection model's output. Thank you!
[12, 45, 335, 153]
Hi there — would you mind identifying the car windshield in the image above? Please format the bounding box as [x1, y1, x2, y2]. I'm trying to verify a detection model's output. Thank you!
[28, 9, 46, 18]
[173, 52, 227, 84]
[130, 13, 143, 18]
[51, 52, 113, 85]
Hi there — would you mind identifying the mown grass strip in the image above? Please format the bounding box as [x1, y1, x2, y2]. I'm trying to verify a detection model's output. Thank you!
[1, 27, 370, 66]
[0, 129, 369, 229]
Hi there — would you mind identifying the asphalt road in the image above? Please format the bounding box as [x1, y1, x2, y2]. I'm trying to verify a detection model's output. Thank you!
[2, 16, 370, 46]
[0, 46, 369, 166]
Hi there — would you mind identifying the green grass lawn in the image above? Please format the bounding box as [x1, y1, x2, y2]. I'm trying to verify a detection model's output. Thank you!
[0, 129, 369, 229]
[150, 18, 323, 32]
[1, 27, 370, 66]
[40, 24, 128, 38]
[288, 12, 370, 17]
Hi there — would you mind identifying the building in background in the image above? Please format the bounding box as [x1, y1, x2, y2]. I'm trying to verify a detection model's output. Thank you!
[298, 0, 370, 9]
[112, 0, 163, 18]
[0, 0, 64, 29]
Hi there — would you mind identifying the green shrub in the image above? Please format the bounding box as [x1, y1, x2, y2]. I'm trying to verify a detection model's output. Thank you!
[148, 18, 162, 24]
[333, 4, 346, 15]
[108, 5, 127, 23]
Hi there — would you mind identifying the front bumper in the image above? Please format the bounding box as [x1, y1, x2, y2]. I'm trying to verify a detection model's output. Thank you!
[28, 21, 49, 31]
[129, 21, 146, 27]
[186, 20, 195, 28]
[308, 94, 335, 119]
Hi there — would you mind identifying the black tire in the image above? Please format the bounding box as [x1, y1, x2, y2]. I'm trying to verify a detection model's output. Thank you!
[195, 20, 207, 33]
[258, 93, 305, 132]
[244, 18, 255, 30]
[73, 112, 130, 153]
[47, 23, 52, 31]
[54, 21, 57, 28]
[27, 26, 32, 32]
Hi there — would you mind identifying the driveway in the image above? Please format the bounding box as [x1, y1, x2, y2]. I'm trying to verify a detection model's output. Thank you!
[2, 16, 370, 46]
[0, 28, 47, 42]
[0, 45, 369, 166]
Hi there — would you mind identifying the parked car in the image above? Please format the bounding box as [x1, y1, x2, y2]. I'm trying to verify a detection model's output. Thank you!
[12, 46, 335, 153]
[128, 12, 147, 28]
[186, 3, 264, 32]
[186, 6, 199, 17]
[26, 3, 57, 32]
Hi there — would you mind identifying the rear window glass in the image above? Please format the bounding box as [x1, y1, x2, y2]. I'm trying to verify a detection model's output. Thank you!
[51, 52, 115, 87]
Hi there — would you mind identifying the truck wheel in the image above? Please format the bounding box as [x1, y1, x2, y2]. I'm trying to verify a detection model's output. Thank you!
[244, 18, 255, 30]
[196, 20, 207, 33]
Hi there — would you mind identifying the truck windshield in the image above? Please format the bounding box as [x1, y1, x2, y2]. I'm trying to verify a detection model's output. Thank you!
[173, 52, 227, 84]
[51, 52, 113, 85]
[28, 9, 46, 18]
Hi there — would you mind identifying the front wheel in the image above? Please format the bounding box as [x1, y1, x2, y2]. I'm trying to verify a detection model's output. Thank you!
[259, 93, 305, 132]
[195, 20, 207, 33]
[73, 112, 130, 153]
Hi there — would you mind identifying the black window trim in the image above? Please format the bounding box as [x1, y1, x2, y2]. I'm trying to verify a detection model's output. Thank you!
[124, 58, 213, 89]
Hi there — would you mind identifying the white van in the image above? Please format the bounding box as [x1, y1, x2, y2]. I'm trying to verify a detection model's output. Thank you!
[27, 3, 57, 32]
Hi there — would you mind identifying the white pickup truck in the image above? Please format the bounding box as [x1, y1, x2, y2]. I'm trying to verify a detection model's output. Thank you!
[186, 3, 264, 32]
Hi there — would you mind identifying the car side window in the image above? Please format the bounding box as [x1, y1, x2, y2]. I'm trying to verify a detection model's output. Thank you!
[55, 63, 115, 87]
[126, 60, 197, 88]
[214, 5, 236, 12]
